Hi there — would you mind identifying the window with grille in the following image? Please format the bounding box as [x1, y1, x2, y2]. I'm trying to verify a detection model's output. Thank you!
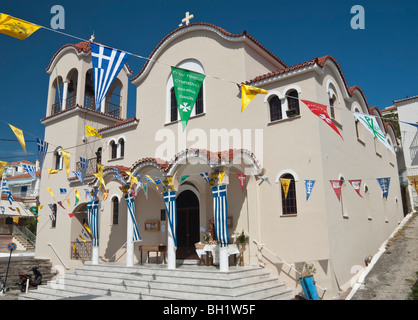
[170, 87, 178, 122]
[112, 197, 119, 225]
[269, 96, 282, 122]
[287, 90, 300, 115]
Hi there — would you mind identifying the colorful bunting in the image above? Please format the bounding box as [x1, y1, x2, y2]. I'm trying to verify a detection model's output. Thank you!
[36, 138, 49, 170]
[302, 100, 343, 140]
[354, 112, 394, 153]
[330, 180, 343, 201]
[23, 164, 36, 179]
[57, 201, 65, 210]
[0, 13, 41, 40]
[60, 149, 70, 179]
[349, 179, 363, 198]
[304, 180, 315, 200]
[1, 178, 14, 205]
[93, 163, 106, 189]
[48, 168, 59, 176]
[166, 177, 175, 191]
[237, 173, 246, 191]
[171, 66, 206, 130]
[66, 198, 71, 210]
[0, 161, 7, 177]
[200, 172, 210, 186]
[377, 177, 390, 199]
[59, 188, 67, 194]
[74, 189, 80, 206]
[241, 84, 268, 112]
[103, 189, 109, 201]
[9, 124, 26, 154]
[180, 175, 190, 183]
[46, 187, 55, 201]
[218, 171, 225, 185]
[145, 175, 158, 190]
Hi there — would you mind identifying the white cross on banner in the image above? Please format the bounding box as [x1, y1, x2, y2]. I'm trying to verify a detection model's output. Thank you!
[212, 185, 229, 247]
[163, 191, 177, 247]
[90, 43, 130, 111]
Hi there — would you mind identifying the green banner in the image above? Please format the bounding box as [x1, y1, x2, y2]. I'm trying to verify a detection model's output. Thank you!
[171, 66, 206, 130]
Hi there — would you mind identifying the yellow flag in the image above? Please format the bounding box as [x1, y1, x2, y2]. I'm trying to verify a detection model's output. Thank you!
[241, 84, 268, 112]
[145, 175, 158, 190]
[84, 222, 92, 236]
[9, 124, 26, 155]
[61, 149, 70, 179]
[0, 161, 7, 177]
[0, 13, 41, 40]
[15, 207, 21, 216]
[93, 163, 106, 189]
[166, 177, 175, 191]
[126, 171, 138, 187]
[280, 178, 292, 199]
[48, 168, 59, 176]
[72, 242, 76, 253]
[79, 234, 86, 243]
[12, 217, 19, 224]
[408, 175, 418, 194]
[66, 198, 71, 210]
[86, 125, 102, 138]
[219, 171, 226, 185]
[75, 189, 80, 206]
[46, 187, 55, 200]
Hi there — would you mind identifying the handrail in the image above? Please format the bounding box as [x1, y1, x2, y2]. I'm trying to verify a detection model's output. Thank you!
[253, 239, 327, 292]
[48, 243, 70, 270]
[13, 226, 35, 247]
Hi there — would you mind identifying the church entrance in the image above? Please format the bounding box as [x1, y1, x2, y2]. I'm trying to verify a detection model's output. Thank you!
[176, 190, 200, 260]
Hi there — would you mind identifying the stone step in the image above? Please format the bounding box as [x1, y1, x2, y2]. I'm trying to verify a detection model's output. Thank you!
[19, 264, 294, 300]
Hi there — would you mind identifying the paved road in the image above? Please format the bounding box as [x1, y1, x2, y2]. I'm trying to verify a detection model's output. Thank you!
[350, 213, 418, 300]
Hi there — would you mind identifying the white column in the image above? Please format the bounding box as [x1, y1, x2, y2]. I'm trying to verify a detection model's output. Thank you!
[167, 226, 176, 269]
[219, 246, 229, 272]
[92, 247, 99, 265]
[62, 81, 69, 110]
[126, 207, 134, 267]
[100, 99, 106, 113]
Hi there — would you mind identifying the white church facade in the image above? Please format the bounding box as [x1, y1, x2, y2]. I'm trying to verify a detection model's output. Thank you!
[34, 22, 403, 299]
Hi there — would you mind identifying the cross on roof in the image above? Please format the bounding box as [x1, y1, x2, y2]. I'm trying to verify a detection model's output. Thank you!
[89, 33, 95, 42]
[179, 11, 194, 26]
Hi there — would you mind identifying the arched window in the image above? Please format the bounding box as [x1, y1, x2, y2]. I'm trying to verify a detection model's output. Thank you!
[195, 87, 204, 115]
[286, 90, 300, 116]
[51, 204, 57, 228]
[269, 96, 282, 122]
[118, 138, 125, 158]
[54, 148, 63, 170]
[96, 147, 102, 166]
[170, 87, 178, 122]
[110, 141, 117, 159]
[281, 174, 297, 215]
[329, 94, 336, 119]
[112, 197, 119, 225]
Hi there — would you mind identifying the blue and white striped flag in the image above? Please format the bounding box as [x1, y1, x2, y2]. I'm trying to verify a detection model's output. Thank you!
[1, 178, 13, 205]
[36, 138, 49, 170]
[163, 191, 177, 247]
[80, 157, 88, 184]
[124, 192, 141, 242]
[23, 164, 37, 179]
[212, 185, 229, 247]
[86, 200, 100, 247]
[200, 172, 211, 186]
[90, 43, 130, 111]
[112, 167, 126, 185]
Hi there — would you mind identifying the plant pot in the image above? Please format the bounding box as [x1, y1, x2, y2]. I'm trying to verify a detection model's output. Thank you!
[299, 275, 319, 300]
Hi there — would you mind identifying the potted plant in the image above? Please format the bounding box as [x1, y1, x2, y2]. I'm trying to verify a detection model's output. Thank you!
[232, 229, 249, 266]
[299, 263, 319, 300]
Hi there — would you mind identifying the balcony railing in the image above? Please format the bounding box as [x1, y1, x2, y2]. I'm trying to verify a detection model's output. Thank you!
[51, 95, 77, 115]
[71, 241, 92, 261]
[51, 94, 121, 118]
[75, 157, 98, 176]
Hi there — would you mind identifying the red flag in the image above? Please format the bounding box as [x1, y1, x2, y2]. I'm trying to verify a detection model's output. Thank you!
[237, 173, 246, 191]
[57, 201, 66, 209]
[68, 213, 75, 218]
[301, 100, 343, 140]
[349, 180, 363, 198]
[330, 180, 342, 201]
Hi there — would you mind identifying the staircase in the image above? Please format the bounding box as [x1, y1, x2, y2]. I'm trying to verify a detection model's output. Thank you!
[18, 263, 294, 300]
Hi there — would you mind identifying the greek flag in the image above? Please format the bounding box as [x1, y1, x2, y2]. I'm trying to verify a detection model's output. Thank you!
[80, 157, 88, 183]
[86, 200, 100, 247]
[200, 172, 210, 185]
[1, 178, 13, 205]
[36, 138, 49, 170]
[124, 192, 141, 242]
[112, 167, 126, 185]
[90, 43, 130, 111]
[163, 191, 177, 247]
[212, 185, 229, 247]
[23, 164, 37, 179]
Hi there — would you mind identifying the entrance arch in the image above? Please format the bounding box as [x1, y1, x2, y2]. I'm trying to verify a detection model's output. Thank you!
[176, 189, 200, 259]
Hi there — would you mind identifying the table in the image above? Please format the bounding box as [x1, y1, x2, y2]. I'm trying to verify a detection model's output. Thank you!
[138, 245, 167, 264]
[195, 244, 239, 266]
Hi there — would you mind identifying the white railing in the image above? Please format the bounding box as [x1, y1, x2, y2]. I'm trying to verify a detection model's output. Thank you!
[48, 243, 70, 270]
[253, 239, 327, 293]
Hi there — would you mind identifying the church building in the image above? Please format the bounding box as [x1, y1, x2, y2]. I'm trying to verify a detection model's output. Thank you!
[34, 20, 403, 299]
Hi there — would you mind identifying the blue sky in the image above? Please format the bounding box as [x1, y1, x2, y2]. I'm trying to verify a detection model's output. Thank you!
[0, 0, 417, 163]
